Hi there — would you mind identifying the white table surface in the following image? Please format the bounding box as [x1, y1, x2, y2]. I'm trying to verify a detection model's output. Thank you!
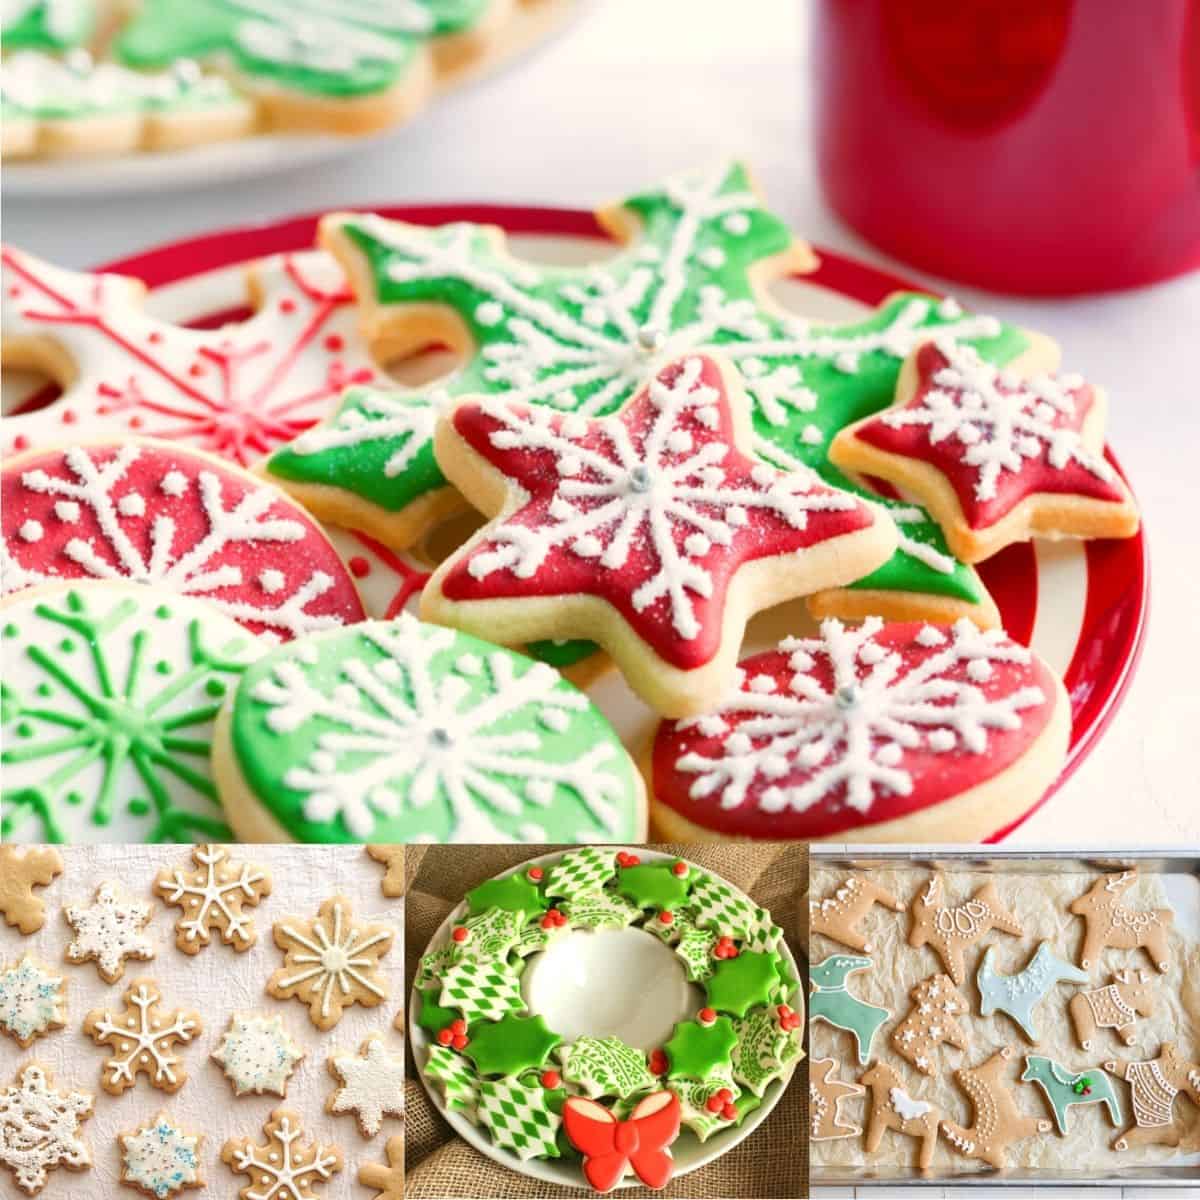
[3, 0, 1199, 852]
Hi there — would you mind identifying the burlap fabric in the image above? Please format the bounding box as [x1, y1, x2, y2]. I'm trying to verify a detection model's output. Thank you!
[405, 843, 808, 1199]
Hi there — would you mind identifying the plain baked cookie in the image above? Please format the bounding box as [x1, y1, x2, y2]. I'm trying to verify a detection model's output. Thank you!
[646, 616, 1069, 842]
[212, 612, 646, 843]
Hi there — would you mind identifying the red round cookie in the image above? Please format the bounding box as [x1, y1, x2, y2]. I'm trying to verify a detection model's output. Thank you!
[650, 617, 1067, 841]
[1, 439, 366, 641]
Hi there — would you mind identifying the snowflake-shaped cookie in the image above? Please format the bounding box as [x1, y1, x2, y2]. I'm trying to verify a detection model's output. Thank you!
[268, 895, 394, 1030]
[425, 353, 890, 716]
[212, 1012, 305, 1097]
[1, 441, 367, 640]
[1, 247, 377, 464]
[119, 1112, 204, 1198]
[832, 340, 1139, 561]
[154, 844, 272, 955]
[326, 1035, 405, 1138]
[63, 881, 155, 982]
[653, 617, 1062, 840]
[221, 1108, 343, 1200]
[0, 1063, 93, 1195]
[83, 977, 202, 1095]
[0, 846, 62, 933]
[0, 955, 66, 1048]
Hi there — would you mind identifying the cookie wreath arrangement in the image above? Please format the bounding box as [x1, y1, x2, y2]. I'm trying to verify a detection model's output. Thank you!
[1, 0, 569, 161]
[808, 864, 1200, 1179]
[0, 161, 1141, 845]
[410, 846, 803, 1192]
[0, 842, 407, 1198]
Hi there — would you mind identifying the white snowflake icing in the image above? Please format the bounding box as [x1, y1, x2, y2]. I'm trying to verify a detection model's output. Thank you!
[882, 340, 1117, 503]
[1, 444, 349, 639]
[0, 955, 64, 1045]
[121, 1115, 202, 1198]
[86, 981, 201, 1091]
[250, 615, 627, 841]
[212, 1013, 305, 1097]
[459, 356, 858, 640]
[676, 617, 1046, 815]
[63, 881, 155, 980]
[0, 1064, 92, 1195]
[155, 845, 269, 952]
[224, 1112, 340, 1199]
[327, 1036, 405, 1137]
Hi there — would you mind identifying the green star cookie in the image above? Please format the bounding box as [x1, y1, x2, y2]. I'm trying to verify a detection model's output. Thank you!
[557, 1036, 657, 1099]
[467, 873, 545, 921]
[464, 1014, 562, 1077]
[615, 863, 693, 911]
[705, 951, 783, 1018]
[664, 1015, 738, 1082]
[425, 1044, 480, 1115]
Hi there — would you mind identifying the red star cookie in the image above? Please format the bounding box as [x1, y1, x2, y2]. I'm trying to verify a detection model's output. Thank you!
[1, 440, 366, 641]
[1, 246, 378, 466]
[830, 340, 1139, 562]
[422, 353, 896, 717]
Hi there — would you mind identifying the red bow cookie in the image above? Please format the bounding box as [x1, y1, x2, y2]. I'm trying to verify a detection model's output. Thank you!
[562, 1091, 682, 1193]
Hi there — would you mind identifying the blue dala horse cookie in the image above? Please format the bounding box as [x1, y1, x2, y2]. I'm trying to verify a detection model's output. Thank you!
[809, 954, 888, 1065]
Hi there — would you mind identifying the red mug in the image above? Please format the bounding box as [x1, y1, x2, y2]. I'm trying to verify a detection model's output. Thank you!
[811, 0, 1200, 294]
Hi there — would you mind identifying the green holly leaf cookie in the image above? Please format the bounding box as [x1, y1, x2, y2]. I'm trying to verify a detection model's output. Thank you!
[564, 888, 641, 931]
[671, 1076, 743, 1142]
[416, 986, 460, 1036]
[644, 910, 691, 944]
[688, 874, 781, 952]
[477, 1072, 564, 1161]
[543, 846, 617, 901]
[674, 924, 719, 982]
[453, 906, 525, 964]
[439, 959, 525, 1024]
[705, 951, 783, 1018]
[464, 1014, 562, 1077]
[467, 873, 545, 921]
[729, 1006, 792, 1096]
[511, 917, 566, 958]
[425, 1044, 480, 1116]
[615, 863, 693, 911]
[557, 1036, 657, 1099]
[415, 943, 458, 991]
[664, 1015, 738, 1081]
[2, 0, 93, 50]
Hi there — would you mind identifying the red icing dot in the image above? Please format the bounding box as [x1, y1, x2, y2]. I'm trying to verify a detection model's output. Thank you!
[437, 1029, 453, 1046]
[705, 1094, 723, 1113]
[616, 851, 641, 868]
[148, 331, 163, 344]
[450, 1019, 466, 1035]
[528, 866, 544, 882]
[717, 1088, 733, 1103]
[60, 410, 76, 425]
[129, 416, 144, 429]
[451, 925, 469, 943]
[648, 1049, 668, 1075]
[12, 435, 29, 452]
[659, 911, 674, 925]
[7, 285, 20, 298]
[279, 298, 296, 313]
[540, 1070, 560, 1089]
[672, 861, 688, 877]
[451, 1033, 469, 1050]
[324, 333, 344, 352]
[348, 555, 371, 578]
[188, 363, 204, 377]
[699, 1007, 717, 1025]
[722, 1102, 737, 1120]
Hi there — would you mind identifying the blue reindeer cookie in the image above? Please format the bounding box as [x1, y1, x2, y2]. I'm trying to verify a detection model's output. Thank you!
[977, 942, 1089, 1043]
[809, 954, 889, 1065]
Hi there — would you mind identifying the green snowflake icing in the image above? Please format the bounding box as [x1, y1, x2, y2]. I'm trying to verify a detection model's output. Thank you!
[267, 162, 1031, 611]
[1, 586, 255, 843]
[557, 1036, 656, 1099]
[1, 0, 93, 49]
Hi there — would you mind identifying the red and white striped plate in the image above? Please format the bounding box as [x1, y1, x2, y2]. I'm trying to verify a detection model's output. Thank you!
[4, 205, 1148, 842]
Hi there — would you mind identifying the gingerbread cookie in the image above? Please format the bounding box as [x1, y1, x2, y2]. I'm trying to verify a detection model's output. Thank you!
[562, 1092, 681, 1192]
[1069, 969, 1156, 1050]
[940, 1046, 1052, 1168]
[809, 874, 902, 952]
[1105, 1043, 1200, 1151]
[0, 954, 66, 1048]
[859, 1061, 941, 1170]
[212, 1012, 305, 1097]
[1, 440, 367, 640]
[304, 163, 1038, 625]
[1, 247, 378, 465]
[213, 613, 645, 843]
[1021, 1056, 1123, 1136]
[0, 1062, 93, 1195]
[830, 340, 1139, 562]
[422, 352, 894, 717]
[366, 846, 406, 898]
[326, 1034, 405, 1138]
[1, 581, 260, 843]
[809, 1057, 864, 1142]
[908, 873, 1023, 985]
[977, 942, 1089, 1042]
[119, 1111, 204, 1198]
[0, 846, 62, 933]
[154, 844, 271, 956]
[63, 880, 155, 982]
[268, 894, 394, 1030]
[359, 1135, 404, 1200]
[1069, 869, 1174, 974]
[890, 973, 971, 1077]
[221, 1108, 343, 1200]
[650, 617, 1068, 841]
[808, 954, 889, 1065]
[83, 977, 202, 1095]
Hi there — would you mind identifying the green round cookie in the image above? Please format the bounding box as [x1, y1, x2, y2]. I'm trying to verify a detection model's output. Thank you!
[219, 614, 644, 843]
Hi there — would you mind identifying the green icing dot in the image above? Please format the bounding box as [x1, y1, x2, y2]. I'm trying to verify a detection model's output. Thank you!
[155, 660, 172, 675]
[205, 679, 226, 698]
[155, 605, 171, 619]
[66, 791, 83, 807]
[58, 638, 75, 652]
[35, 683, 52, 697]
[16, 722, 33, 738]
[126, 798, 151, 817]
[2, 623, 17, 638]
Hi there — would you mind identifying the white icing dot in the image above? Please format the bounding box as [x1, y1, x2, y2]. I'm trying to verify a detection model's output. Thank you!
[748, 674, 777, 694]
[54, 501, 81, 523]
[835, 351, 859, 374]
[455, 654, 482, 676]
[561, 415, 588, 438]
[117, 493, 146, 517]
[740, 357, 766, 377]
[722, 212, 751, 236]
[159, 469, 188, 497]
[539, 707, 570, 733]
[726, 505, 748, 526]
[18, 520, 43, 543]
[557, 455, 581, 477]
[259, 569, 285, 594]
[801, 424, 823, 445]
[927, 729, 956, 752]
[938, 297, 963, 319]
[750, 464, 775, 486]
[667, 430, 693, 454]
[966, 659, 993, 683]
[475, 301, 504, 327]
[876, 743, 903, 766]
[699, 247, 726, 269]
[526, 779, 555, 805]
[915, 626, 946, 648]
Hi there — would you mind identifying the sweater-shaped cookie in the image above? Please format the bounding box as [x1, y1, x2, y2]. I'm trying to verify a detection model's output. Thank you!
[421, 353, 894, 717]
[1069, 969, 1156, 1050]
[808, 954, 888, 1065]
[285, 162, 1039, 623]
[976, 942, 1089, 1043]
[830, 340, 1139, 562]
[890, 973, 971, 1077]
[1, 441, 366, 640]
[1105, 1043, 1200, 1152]
[1069, 870, 1173, 974]
[1, 247, 378, 466]
[649, 616, 1067, 839]
[908, 874, 1023, 986]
